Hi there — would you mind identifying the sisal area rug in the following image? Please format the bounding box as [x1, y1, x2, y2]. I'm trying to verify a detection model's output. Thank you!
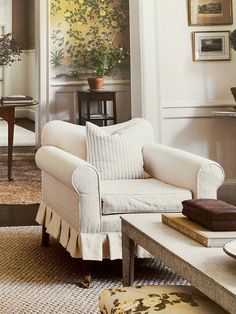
[0, 226, 189, 314]
[0, 153, 41, 204]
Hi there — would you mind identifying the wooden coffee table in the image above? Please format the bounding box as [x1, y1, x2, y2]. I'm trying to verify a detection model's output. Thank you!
[121, 214, 236, 314]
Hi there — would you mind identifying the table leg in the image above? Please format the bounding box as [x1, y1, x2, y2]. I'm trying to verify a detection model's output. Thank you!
[104, 100, 107, 126]
[122, 227, 135, 286]
[113, 96, 117, 124]
[0, 107, 15, 181]
[87, 100, 90, 121]
[78, 97, 82, 125]
[7, 109, 15, 181]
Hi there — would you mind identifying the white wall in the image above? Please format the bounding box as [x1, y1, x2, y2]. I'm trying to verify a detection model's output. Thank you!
[13, 49, 37, 121]
[158, 1, 236, 110]
[130, 0, 236, 203]
[129, 0, 160, 140]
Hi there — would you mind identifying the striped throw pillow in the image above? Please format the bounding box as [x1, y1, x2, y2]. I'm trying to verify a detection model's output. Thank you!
[86, 119, 153, 180]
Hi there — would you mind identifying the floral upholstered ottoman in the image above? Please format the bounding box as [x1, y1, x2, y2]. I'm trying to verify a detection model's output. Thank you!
[99, 285, 227, 313]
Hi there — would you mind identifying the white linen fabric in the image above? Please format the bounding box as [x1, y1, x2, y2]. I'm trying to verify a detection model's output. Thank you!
[35, 119, 225, 261]
[101, 179, 192, 215]
[143, 143, 224, 199]
[86, 119, 153, 180]
[41, 118, 152, 160]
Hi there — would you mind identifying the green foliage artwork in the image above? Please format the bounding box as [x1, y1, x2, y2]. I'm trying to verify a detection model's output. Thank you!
[50, 0, 130, 81]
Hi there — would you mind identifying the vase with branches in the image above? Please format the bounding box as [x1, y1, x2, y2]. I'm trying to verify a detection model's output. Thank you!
[230, 29, 236, 51]
[229, 29, 236, 106]
[0, 33, 22, 68]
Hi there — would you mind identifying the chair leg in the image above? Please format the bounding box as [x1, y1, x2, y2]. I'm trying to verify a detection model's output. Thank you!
[78, 260, 92, 289]
[42, 225, 49, 247]
[41, 228, 92, 287]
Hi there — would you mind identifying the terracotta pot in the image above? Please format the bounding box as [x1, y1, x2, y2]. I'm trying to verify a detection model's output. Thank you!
[87, 77, 104, 90]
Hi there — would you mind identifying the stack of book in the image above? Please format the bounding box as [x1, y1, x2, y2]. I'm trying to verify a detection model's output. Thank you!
[0, 95, 34, 105]
[162, 213, 236, 248]
[162, 198, 236, 248]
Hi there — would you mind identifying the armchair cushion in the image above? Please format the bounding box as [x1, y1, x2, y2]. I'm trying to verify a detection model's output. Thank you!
[86, 118, 154, 180]
[101, 178, 192, 215]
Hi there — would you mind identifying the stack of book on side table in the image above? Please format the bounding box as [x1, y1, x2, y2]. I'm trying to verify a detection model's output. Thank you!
[162, 199, 236, 247]
[0, 95, 34, 105]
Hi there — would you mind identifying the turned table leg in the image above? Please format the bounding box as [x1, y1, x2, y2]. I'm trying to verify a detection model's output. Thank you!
[0, 107, 15, 181]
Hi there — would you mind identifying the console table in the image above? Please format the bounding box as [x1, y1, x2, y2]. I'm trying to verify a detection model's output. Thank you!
[78, 90, 117, 125]
[122, 214, 236, 313]
[0, 101, 38, 181]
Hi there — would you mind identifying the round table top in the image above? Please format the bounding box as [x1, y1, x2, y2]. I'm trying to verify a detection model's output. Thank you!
[0, 100, 38, 108]
[223, 240, 236, 258]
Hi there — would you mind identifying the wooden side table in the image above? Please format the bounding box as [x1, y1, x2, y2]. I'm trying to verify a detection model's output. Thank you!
[78, 90, 117, 125]
[0, 101, 38, 181]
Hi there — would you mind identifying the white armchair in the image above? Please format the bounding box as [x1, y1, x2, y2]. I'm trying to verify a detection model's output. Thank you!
[35, 119, 224, 261]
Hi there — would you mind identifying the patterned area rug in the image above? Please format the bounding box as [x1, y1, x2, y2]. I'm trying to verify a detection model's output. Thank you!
[0, 153, 41, 204]
[0, 226, 189, 314]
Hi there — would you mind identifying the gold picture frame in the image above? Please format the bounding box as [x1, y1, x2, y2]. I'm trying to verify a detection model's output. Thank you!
[192, 31, 231, 61]
[188, 0, 233, 25]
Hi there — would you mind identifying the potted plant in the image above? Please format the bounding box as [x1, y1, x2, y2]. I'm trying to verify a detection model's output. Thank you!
[229, 30, 236, 107]
[83, 35, 129, 90]
[230, 29, 236, 51]
[0, 33, 22, 68]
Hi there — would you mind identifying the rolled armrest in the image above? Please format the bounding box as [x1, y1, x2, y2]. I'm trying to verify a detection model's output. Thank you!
[143, 143, 224, 199]
[36, 146, 101, 233]
[36, 146, 96, 189]
[41, 120, 86, 159]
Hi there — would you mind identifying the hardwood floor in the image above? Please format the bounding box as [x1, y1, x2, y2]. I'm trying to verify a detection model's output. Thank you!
[15, 117, 35, 132]
[0, 204, 39, 226]
[0, 118, 36, 154]
[0, 118, 38, 227]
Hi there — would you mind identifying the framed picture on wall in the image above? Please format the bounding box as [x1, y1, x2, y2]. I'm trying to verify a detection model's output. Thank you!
[192, 31, 231, 61]
[188, 0, 233, 25]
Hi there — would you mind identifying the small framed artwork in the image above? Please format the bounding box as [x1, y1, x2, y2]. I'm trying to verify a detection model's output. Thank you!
[192, 31, 231, 61]
[188, 0, 233, 25]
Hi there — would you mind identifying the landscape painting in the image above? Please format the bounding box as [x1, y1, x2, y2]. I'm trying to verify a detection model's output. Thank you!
[198, 0, 222, 15]
[201, 38, 223, 53]
[188, 0, 233, 25]
[192, 31, 231, 61]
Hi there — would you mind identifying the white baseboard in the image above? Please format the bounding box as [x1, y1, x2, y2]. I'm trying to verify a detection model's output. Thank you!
[15, 108, 36, 121]
[218, 180, 236, 205]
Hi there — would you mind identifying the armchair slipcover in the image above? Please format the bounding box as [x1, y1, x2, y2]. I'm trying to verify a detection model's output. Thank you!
[35, 119, 224, 261]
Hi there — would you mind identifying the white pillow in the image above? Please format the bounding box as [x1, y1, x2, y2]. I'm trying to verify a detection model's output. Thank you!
[86, 119, 153, 180]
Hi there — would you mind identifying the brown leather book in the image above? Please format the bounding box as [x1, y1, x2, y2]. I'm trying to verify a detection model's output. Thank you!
[182, 199, 236, 231]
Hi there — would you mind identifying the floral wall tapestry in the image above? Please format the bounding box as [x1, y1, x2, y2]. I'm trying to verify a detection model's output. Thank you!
[50, 0, 130, 82]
